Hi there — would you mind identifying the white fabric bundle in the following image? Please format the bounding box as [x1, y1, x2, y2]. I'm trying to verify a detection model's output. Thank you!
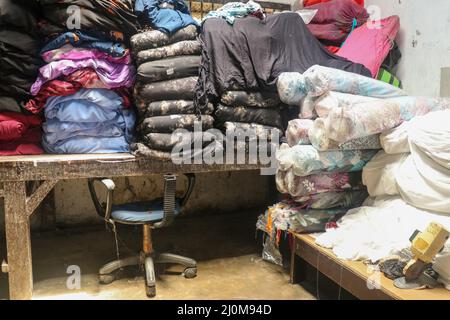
[362, 151, 408, 197]
[316, 196, 450, 263]
[395, 110, 450, 214]
[380, 121, 410, 154]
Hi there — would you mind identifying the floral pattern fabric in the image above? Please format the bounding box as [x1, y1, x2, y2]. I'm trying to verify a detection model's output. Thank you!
[276, 169, 364, 197]
[276, 143, 378, 177]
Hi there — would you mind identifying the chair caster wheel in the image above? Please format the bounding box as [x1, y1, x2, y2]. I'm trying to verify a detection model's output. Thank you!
[99, 273, 116, 285]
[184, 267, 197, 279]
[146, 285, 156, 298]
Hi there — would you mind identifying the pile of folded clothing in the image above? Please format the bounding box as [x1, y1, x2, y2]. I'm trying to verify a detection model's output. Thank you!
[29, 0, 137, 154]
[0, 0, 44, 155]
[131, 0, 217, 160]
[305, 0, 369, 53]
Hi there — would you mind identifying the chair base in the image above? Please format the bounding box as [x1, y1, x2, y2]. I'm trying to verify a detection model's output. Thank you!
[99, 252, 197, 298]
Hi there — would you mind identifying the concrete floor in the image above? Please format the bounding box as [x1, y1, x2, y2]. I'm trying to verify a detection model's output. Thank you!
[0, 210, 315, 300]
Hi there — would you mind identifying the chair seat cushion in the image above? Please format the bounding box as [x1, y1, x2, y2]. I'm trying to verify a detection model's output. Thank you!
[111, 198, 181, 223]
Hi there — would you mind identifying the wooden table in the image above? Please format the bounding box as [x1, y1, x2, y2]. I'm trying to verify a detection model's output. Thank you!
[290, 234, 450, 300]
[0, 153, 265, 300]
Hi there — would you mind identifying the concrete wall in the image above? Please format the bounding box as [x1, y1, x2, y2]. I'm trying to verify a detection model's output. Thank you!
[365, 0, 450, 96]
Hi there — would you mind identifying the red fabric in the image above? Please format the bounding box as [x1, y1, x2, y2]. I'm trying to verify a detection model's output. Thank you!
[0, 112, 42, 141]
[326, 45, 340, 54]
[25, 80, 81, 114]
[25, 68, 132, 114]
[0, 127, 43, 156]
[337, 16, 401, 77]
[304, 0, 364, 7]
[307, 0, 369, 45]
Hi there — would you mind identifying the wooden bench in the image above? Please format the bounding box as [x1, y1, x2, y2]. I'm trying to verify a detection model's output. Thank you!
[0, 153, 265, 300]
[290, 234, 450, 300]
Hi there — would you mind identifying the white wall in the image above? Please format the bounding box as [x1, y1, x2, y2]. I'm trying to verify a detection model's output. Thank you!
[365, 0, 450, 96]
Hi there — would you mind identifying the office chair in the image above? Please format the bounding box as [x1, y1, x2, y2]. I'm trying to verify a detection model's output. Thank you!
[88, 174, 197, 297]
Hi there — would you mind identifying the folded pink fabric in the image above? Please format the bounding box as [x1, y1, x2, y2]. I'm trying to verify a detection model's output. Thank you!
[337, 16, 400, 78]
[31, 58, 136, 95]
[41, 45, 132, 64]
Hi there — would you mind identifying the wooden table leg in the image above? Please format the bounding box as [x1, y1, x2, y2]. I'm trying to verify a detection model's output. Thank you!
[4, 181, 33, 300]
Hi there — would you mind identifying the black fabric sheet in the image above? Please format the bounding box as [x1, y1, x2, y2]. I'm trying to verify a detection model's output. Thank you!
[38, 0, 137, 37]
[195, 12, 371, 111]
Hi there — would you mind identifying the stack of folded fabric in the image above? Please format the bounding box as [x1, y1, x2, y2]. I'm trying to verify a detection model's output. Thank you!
[130, 0, 217, 160]
[30, 0, 137, 154]
[215, 91, 284, 153]
[0, 0, 44, 155]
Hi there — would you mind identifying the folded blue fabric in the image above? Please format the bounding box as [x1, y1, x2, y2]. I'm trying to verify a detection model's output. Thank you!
[135, 0, 198, 34]
[43, 89, 136, 154]
[40, 30, 127, 57]
[45, 89, 125, 122]
[43, 136, 131, 154]
[43, 110, 136, 145]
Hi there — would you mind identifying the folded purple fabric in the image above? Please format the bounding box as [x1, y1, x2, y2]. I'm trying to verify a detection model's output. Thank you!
[31, 59, 136, 95]
[41, 46, 132, 65]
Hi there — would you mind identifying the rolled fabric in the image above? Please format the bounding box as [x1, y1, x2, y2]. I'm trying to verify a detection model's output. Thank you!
[294, 190, 369, 210]
[221, 91, 280, 108]
[309, 117, 381, 151]
[130, 25, 198, 52]
[137, 55, 201, 83]
[136, 40, 201, 65]
[277, 72, 306, 105]
[275, 170, 289, 194]
[276, 144, 377, 176]
[314, 91, 378, 118]
[223, 122, 282, 141]
[380, 121, 410, 154]
[136, 100, 214, 117]
[134, 76, 197, 101]
[326, 96, 450, 143]
[303, 65, 406, 98]
[299, 94, 318, 119]
[362, 151, 408, 197]
[281, 170, 364, 197]
[215, 104, 283, 128]
[138, 114, 214, 134]
[286, 119, 313, 146]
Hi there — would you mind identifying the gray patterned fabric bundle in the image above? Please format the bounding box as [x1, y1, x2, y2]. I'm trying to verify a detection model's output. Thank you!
[131, 25, 216, 160]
